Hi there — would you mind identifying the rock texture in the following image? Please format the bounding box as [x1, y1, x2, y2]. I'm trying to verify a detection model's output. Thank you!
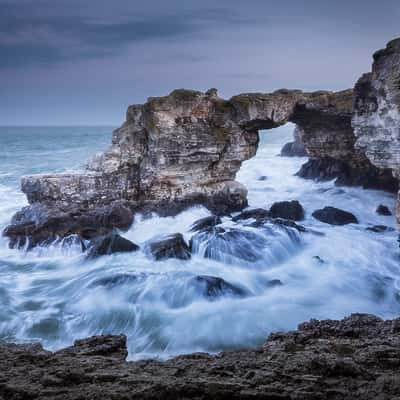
[1, 314, 400, 399]
[353, 38, 400, 228]
[280, 126, 308, 157]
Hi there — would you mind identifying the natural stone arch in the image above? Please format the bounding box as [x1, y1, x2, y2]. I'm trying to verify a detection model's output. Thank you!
[20, 88, 358, 215]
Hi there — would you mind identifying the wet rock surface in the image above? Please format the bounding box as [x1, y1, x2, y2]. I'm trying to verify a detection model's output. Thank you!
[312, 207, 358, 225]
[1, 313, 400, 399]
[280, 126, 308, 157]
[146, 233, 191, 260]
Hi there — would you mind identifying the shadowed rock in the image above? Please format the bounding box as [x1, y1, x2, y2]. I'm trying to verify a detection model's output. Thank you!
[231, 208, 270, 222]
[280, 126, 308, 157]
[312, 207, 358, 225]
[366, 225, 395, 233]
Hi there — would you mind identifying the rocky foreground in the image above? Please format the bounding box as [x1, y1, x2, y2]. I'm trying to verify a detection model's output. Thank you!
[1, 314, 400, 399]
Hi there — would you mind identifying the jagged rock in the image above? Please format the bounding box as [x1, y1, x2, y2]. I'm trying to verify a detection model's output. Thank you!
[231, 208, 270, 222]
[1, 314, 400, 399]
[366, 225, 395, 233]
[191, 275, 248, 299]
[353, 38, 400, 228]
[376, 204, 393, 216]
[87, 234, 139, 258]
[146, 233, 191, 260]
[312, 206, 358, 225]
[189, 216, 222, 232]
[280, 126, 308, 157]
[269, 200, 305, 221]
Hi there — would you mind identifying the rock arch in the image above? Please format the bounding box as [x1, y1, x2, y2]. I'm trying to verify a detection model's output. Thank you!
[20, 87, 363, 215]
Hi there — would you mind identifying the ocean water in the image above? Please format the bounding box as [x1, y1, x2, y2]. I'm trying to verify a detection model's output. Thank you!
[0, 124, 399, 360]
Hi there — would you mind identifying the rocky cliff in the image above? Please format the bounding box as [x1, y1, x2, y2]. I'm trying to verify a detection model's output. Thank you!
[353, 38, 400, 228]
[1, 313, 400, 399]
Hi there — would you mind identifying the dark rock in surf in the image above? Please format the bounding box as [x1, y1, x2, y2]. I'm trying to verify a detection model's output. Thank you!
[366, 225, 395, 233]
[269, 200, 305, 221]
[232, 208, 270, 222]
[192, 275, 248, 299]
[265, 279, 283, 288]
[296, 157, 398, 192]
[312, 207, 358, 225]
[258, 175, 268, 181]
[87, 234, 139, 258]
[190, 216, 222, 232]
[376, 204, 392, 216]
[146, 233, 191, 261]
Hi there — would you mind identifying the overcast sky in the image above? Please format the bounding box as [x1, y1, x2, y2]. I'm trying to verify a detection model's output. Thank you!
[1, 0, 399, 125]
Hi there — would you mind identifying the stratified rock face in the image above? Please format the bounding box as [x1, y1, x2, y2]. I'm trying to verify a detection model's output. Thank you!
[353, 38, 400, 227]
[1, 314, 400, 399]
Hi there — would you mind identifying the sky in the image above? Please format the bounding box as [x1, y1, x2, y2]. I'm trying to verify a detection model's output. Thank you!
[1, 0, 399, 126]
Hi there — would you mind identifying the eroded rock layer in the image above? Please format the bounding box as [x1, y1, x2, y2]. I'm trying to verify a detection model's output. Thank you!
[353, 38, 400, 227]
[1, 314, 400, 399]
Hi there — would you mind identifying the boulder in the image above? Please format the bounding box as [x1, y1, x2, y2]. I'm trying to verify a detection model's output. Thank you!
[376, 205, 392, 216]
[146, 233, 191, 261]
[88, 274, 141, 288]
[87, 234, 139, 258]
[280, 126, 308, 157]
[312, 207, 358, 225]
[269, 200, 304, 221]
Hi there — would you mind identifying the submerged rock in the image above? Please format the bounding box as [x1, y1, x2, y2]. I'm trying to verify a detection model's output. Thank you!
[87, 234, 140, 258]
[312, 206, 358, 225]
[2, 314, 400, 399]
[192, 275, 248, 299]
[191, 227, 268, 263]
[88, 274, 140, 288]
[146, 233, 191, 260]
[366, 225, 395, 233]
[376, 204, 392, 216]
[269, 200, 304, 221]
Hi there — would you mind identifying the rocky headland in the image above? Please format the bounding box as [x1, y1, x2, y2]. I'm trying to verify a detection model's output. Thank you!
[3, 39, 400, 249]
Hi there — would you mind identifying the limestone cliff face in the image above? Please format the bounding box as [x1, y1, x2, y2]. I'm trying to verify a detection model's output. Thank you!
[353, 38, 400, 226]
